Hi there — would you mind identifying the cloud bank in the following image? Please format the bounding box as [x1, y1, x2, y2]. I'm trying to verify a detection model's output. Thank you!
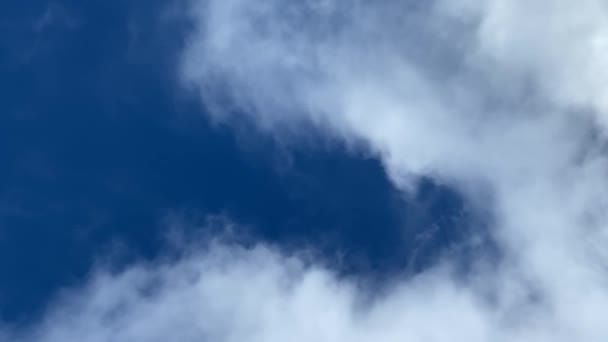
[6, 0, 608, 340]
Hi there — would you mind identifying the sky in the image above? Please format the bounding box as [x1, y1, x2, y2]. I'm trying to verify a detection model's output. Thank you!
[2, 0, 608, 341]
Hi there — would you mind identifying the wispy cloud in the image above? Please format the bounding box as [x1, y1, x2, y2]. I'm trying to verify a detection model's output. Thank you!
[33, 3, 79, 33]
[6, 0, 608, 340]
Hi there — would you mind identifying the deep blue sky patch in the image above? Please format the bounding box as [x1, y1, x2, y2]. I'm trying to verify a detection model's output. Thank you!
[0, 0, 477, 325]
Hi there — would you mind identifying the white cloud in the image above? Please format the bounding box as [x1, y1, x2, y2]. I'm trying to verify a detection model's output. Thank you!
[3, 242, 518, 341]
[6, 0, 608, 340]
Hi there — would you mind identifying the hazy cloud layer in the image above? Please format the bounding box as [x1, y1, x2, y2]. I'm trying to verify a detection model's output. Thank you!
[7, 0, 608, 341]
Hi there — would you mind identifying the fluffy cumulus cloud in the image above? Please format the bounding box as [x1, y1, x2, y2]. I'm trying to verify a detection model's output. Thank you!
[7, 0, 608, 340]
[10, 242, 497, 342]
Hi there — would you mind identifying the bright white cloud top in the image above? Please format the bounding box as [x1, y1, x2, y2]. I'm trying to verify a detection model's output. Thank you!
[9, 0, 608, 341]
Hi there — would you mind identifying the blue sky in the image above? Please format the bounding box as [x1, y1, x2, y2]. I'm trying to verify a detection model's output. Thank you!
[0, 0, 470, 325]
[3, 1, 608, 341]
